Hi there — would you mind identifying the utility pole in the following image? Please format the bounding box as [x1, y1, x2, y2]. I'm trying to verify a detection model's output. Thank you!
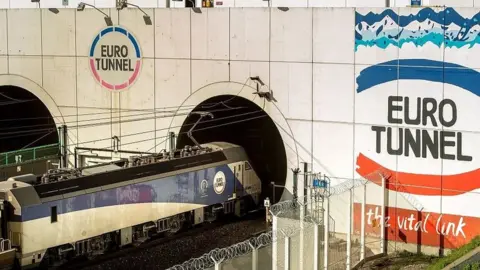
[292, 167, 300, 201]
[58, 125, 68, 168]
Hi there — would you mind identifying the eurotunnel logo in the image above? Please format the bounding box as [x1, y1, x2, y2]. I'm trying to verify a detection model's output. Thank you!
[89, 26, 142, 91]
[355, 59, 480, 196]
[213, 171, 226, 195]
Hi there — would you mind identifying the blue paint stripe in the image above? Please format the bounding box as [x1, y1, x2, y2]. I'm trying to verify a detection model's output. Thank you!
[356, 59, 480, 97]
[89, 34, 100, 57]
[114, 27, 128, 36]
[128, 32, 141, 58]
[100, 27, 113, 36]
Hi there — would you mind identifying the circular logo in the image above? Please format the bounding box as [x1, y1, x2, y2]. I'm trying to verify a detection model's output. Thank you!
[89, 26, 142, 91]
[213, 171, 226, 195]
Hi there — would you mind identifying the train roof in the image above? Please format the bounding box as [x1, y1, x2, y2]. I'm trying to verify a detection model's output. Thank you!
[7, 142, 250, 207]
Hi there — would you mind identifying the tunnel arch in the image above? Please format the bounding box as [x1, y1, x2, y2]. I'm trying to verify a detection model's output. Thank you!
[166, 81, 299, 203]
[0, 75, 62, 152]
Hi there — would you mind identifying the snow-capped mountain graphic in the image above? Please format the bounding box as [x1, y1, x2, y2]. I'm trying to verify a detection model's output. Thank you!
[355, 7, 480, 50]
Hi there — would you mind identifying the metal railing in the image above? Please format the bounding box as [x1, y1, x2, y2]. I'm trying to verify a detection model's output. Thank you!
[0, 143, 59, 166]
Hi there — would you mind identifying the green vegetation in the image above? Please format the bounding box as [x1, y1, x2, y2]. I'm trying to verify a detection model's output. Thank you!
[462, 262, 480, 270]
[427, 236, 480, 270]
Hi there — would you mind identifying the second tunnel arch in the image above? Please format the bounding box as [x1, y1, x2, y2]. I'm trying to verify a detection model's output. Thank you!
[175, 94, 288, 203]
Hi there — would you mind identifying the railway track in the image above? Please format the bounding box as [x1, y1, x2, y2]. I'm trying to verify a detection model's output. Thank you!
[58, 210, 267, 270]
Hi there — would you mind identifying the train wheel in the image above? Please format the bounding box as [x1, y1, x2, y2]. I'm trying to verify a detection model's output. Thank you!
[167, 214, 185, 235]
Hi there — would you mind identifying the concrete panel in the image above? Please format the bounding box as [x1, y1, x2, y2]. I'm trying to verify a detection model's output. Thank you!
[120, 117, 156, 153]
[230, 8, 269, 61]
[271, 0, 307, 7]
[270, 62, 312, 120]
[270, 8, 312, 62]
[398, 7, 444, 63]
[76, 8, 116, 57]
[94, 0, 116, 8]
[7, 9, 41, 55]
[0, 11, 7, 55]
[43, 56, 76, 107]
[191, 60, 229, 91]
[229, 61, 269, 89]
[76, 57, 111, 108]
[431, 0, 473, 6]
[127, 0, 160, 7]
[0, 56, 8, 74]
[286, 119, 312, 168]
[8, 56, 43, 86]
[76, 108, 112, 149]
[118, 8, 155, 58]
[191, 8, 229, 60]
[120, 58, 154, 115]
[313, 63, 354, 123]
[222, 0, 269, 7]
[313, 121, 354, 180]
[313, 8, 354, 64]
[354, 7, 400, 65]
[309, 0, 346, 7]
[347, 0, 387, 7]
[9, 0, 37, 8]
[0, 1, 8, 8]
[41, 9, 75, 56]
[155, 59, 191, 109]
[157, 0, 168, 7]
[154, 9, 190, 59]
[155, 116, 176, 153]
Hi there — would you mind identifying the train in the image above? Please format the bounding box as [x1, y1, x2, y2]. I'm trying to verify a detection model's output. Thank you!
[0, 142, 262, 269]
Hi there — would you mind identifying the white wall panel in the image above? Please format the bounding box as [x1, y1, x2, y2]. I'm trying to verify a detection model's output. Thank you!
[42, 9, 76, 56]
[127, 0, 160, 7]
[0, 56, 7, 74]
[191, 60, 229, 91]
[271, 0, 308, 7]
[93, 0, 116, 8]
[191, 8, 229, 60]
[312, 122, 354, 181]
[287, 119, 312, 165]
[431, 0, 473, 6]
[347, 0, 386, 7]
[0, 0, 8, 8]
[120, 59, 154, 110]
[8, 56, 43, 86]
[76, 8, 114, 56]
[313, 8, 354, 64]
[43, 57, 76, 107]
[120, 119, 156, 152]
[313, 63, 354, 123]
[229, 8, 269, 61]
[309, 0, 346, 7]
[270, 8, 312, 62]
[154, 9, 190, 59]
[229, 61, 269, 89]
[118, 9, 155, 58]
[9, 0, 37, 8]
[8, 9, 41, 55]
[0, 11, 6, 55]
[155, 59, 191, 108]
[271, 62, 312, 120]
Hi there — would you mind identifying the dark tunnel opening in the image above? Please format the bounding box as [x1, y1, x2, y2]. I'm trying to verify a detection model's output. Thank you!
[0, 86, 58, 153]
[176, 95, 287, 204]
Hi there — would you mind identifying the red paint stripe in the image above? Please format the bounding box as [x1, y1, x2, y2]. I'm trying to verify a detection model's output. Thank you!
[101, 80, 114, 90]
[129, 61, 141, 84]
[355, 153, 480, 196]
[90, 59, 100, 82]
[115, 82, 129, 90]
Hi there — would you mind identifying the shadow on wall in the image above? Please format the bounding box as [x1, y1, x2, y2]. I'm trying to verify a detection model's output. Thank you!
[175, 95, 288, 204]
[0, 86, 58, 153]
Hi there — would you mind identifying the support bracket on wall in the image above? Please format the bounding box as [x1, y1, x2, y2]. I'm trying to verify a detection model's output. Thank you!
[250, 76, 277, 103]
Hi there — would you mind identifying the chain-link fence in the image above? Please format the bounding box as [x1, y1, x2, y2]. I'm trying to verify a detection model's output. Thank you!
[167, 171, 390, 270]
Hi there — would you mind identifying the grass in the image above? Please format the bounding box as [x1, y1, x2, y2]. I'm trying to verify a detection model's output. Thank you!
[427, 236, 480, 270]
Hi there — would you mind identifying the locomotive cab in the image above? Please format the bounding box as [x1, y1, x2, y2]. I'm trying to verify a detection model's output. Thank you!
[0, 193, 16, 269]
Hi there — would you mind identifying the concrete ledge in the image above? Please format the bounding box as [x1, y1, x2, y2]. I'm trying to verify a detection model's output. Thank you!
[443, 246, 480, 270]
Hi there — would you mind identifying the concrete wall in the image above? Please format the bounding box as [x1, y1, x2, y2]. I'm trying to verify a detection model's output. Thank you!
[3, 0, 480, 9]
[3, 7, 480, 250]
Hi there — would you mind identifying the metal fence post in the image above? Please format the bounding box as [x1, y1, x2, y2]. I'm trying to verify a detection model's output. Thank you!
[249, 243, 258, 270]
[272, 214, 278, 270]
[324, 194, 329, 270]
[381, 175, 386, 254]
[285, 235, 290, 270]
[346, 188, 353, 270]
[361, 183, 366, 261]
[211, 256, 223, 270]
[314, 222, 321, 270]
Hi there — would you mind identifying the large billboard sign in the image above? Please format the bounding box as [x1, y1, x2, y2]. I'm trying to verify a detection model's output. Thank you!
[353, 7, 480, 248]
[89, 26, 142, 91]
